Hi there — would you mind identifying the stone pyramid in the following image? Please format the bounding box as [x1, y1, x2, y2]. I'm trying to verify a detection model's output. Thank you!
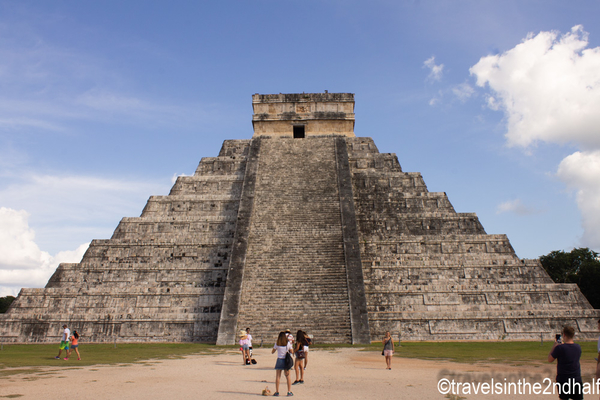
[1, 93, 598, 344]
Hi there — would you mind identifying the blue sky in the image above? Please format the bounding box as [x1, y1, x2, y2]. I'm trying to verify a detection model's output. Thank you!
[1, 0, 600, 296]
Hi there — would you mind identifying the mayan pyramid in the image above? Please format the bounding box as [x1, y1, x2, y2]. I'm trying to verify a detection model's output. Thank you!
[1, 92, 598, 344]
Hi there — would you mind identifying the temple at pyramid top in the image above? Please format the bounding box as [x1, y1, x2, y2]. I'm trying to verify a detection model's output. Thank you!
[252, 92, 355, 137]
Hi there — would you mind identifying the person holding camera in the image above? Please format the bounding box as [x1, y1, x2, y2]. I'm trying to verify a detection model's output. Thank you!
[548, 325, 583, 400]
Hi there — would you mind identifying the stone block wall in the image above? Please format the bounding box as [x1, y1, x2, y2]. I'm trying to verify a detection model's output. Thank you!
[0, 140, 251, 343]
[1, 134, 598, 344]
[346, 137, 598, 340]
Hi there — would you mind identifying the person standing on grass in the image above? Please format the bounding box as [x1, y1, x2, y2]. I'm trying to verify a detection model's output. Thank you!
[382, 331, 394, 370]
[272, 331, 294, 397]
[67, 330, 81, 361]
[55, 324, 70, 360]
[548, 325, 583, 400]
[292, 330, 308, 385]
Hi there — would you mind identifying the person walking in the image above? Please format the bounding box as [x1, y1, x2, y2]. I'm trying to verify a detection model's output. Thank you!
[383, 331, 394, 370]
[55, 324, 70, 360]
[548, 325, 583, 400]
[67, 330, 81, 361]
[292, 330, 308, 385]
[272, 331, 294, 396]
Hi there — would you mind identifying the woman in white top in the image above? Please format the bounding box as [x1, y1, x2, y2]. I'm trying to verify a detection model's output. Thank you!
[239, 330, 250, 365]
[271, 331, 294, 396]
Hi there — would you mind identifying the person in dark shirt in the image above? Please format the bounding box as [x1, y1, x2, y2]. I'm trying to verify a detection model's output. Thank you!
[548, 325, 583, 400]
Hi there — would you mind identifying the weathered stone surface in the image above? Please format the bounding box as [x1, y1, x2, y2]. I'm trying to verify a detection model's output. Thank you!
[1, 93, 598, 344]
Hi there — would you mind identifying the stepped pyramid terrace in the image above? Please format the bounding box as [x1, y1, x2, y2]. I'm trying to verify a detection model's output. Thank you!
[1, 92, 598, 344]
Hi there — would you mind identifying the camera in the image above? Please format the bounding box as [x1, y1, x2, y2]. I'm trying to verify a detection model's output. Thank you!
[555, 333, 562, 343]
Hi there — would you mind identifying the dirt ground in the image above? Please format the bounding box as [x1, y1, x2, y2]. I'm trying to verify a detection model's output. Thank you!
[1, 347, 598, 399]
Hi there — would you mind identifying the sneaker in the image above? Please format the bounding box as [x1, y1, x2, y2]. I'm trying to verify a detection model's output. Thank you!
[77, 358, 81, 361]
[292, 381, 300, 385]
[299, 380, 304, 384]
[273, 392, 279, 397]
[287, 392, 293, 396]
[55, 356, 60, 359]
[63, 358, 69, 360]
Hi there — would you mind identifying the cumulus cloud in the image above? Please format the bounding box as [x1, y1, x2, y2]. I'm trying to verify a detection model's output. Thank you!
[557, 151, 600, 248]
[0, 207, 88, 296]
[424, 56, 444, 82]
[470, 25, 600, 249]
[0, 172, 169, 256]
[470, 25, 600, 149]
[496, 199, 538, 216]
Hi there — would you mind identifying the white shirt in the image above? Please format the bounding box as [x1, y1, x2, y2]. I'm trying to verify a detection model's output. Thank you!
[62, 328, 70, 342]
[273, 343, 292, 359]
[247, 334, 253, 347]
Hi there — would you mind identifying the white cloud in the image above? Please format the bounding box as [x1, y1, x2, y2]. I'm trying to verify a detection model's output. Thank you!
[470, 25, 600, 250]
[496, 199, 537, 216]
[424, 56, 444, 82]
[470, 25, 600, 149]
[452, 83, 475, 102]
[0, 207, 88, 296]
[0, 172, 169, 256]
[557, 151, 600, 248]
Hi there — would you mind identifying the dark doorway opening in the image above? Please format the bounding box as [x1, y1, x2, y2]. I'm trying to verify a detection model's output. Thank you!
[293, 125, 305, 138]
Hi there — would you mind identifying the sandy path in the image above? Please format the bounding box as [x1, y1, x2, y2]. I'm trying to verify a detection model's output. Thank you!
[1, 347, 597, 399]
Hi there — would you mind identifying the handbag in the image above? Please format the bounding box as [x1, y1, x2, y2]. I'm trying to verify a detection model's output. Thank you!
[284, 351, 294, 370]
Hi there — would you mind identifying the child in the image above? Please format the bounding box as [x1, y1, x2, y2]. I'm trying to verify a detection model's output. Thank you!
[68, 330, 81, 361]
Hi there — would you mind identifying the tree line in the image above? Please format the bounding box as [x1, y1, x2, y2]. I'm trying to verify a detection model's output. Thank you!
[539, 247, 600, 309]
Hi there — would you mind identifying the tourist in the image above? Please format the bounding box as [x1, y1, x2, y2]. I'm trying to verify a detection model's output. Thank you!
[272, 331, 294, 396]
[67, 330, 81, 361]
[292, 330, 308, 385]
[246, 327, 253, 359]
[548, 325, 583, 400]
[382, 331, 394, 370]
[285, 329, 294, 347]
[55, 324, 70, 360]
[303, 331, 311, 370]
[239, 330, 250, 365]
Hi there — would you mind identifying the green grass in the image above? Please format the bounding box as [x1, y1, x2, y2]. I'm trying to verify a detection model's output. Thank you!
[0, 343, 229, 376]
[361, 340, 599, 365]
[1, 341, 597, 377]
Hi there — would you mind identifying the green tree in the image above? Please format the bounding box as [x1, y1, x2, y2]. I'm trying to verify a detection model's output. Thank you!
[0, 296, 16, 313]
[540, 247, 600, 308]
